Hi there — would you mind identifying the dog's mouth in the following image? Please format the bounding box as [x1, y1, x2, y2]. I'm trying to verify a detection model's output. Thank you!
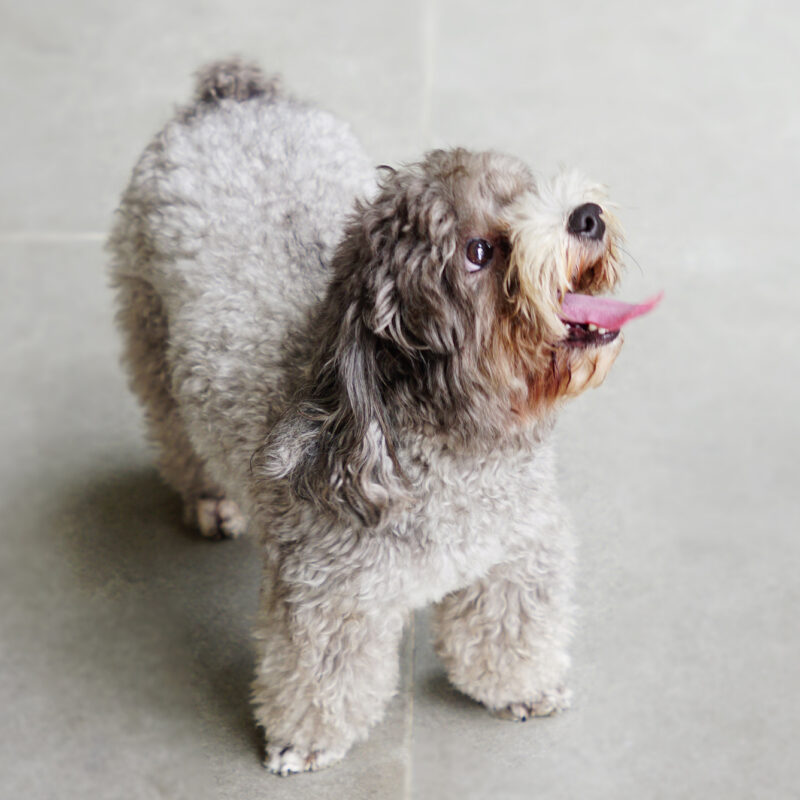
[558, 291, 662, 348]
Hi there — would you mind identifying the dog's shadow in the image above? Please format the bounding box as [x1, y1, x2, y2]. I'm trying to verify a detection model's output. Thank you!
[56, 466, 263, 760]
[56, 466, 494, 769]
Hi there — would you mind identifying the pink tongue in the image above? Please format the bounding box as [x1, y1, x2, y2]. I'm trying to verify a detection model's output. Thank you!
[560, 291, 663, 330]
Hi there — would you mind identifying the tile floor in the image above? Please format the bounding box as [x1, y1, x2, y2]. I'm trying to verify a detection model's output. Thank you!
[1, 1, 798, 798]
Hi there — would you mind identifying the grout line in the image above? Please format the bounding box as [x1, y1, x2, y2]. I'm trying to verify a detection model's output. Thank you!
[403, 612, 416, 800]
[419, 0, 438, 149]
[0, 232, 107, 244]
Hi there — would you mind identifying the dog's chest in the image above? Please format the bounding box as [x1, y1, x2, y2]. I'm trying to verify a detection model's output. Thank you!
[394, 436, 559, 606]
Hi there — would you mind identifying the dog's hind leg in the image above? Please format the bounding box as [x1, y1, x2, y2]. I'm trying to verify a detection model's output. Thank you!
[114, 275, 246, 539]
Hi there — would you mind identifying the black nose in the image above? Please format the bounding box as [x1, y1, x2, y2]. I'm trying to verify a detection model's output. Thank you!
[567, 202, 605, 241]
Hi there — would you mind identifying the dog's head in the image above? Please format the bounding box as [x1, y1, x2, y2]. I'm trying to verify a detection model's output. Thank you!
[263, 149, 658, 525]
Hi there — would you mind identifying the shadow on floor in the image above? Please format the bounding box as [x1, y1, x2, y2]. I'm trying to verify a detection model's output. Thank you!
[52, 465, 263, 760]
[418, 667, 484, 714]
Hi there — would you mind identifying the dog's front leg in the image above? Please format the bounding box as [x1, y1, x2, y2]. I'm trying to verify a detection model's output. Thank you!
[432, 533, 575, 720]
[252, 571, 406, 775]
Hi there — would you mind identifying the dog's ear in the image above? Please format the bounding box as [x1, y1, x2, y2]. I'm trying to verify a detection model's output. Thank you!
[259, 284, 410, 528]
[259, 165, 462, 526]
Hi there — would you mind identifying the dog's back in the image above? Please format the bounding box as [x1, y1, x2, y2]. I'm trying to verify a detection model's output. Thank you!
[111, 59, 374, 328]
[108, 60, 375, 517]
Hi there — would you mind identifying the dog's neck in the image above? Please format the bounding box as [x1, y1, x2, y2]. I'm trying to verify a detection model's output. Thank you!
[393, 409, 557, 466]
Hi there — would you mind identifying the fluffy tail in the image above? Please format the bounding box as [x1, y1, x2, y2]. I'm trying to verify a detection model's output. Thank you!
[193, 58, 281, 104]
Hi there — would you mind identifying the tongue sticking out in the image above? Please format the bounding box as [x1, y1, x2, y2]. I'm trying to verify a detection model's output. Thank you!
[560, 291, 663, 330]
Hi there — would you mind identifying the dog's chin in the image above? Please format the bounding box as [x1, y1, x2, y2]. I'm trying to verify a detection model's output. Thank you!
[500, 324, 622, 422]
[558, 333, 623, 399]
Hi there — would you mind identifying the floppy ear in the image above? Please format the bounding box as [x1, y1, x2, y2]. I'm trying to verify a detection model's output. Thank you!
[259, 164, 459, 525]
[259, 250, 411, 528]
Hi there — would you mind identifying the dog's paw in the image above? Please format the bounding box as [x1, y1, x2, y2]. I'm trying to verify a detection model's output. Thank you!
[265, 743, 346, 776]
[493, 686, 572, 721]
[196, 497, 247, 540]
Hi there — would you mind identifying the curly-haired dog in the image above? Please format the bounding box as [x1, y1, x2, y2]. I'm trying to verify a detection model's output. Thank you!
[109, 60, 659, 775]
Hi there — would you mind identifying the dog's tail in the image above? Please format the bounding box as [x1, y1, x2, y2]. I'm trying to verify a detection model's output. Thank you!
[193, 58, 282, 104]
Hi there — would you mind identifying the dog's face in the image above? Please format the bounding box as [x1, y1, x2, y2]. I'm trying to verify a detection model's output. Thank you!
[265, 149, 653, 524]
[350, 149, 627, 428]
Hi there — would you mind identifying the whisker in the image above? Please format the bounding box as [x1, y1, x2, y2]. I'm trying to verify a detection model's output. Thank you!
[620, 246, 644, 276]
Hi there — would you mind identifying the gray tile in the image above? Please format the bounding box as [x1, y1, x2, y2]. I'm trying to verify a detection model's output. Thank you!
[410, 257, 800, 798]
[410, 5, 800, 795]
[0, 0, 425, 234]
[428, 0, 799, 244]
[3, 0, 800, 797]
[0, 242, 410, 799]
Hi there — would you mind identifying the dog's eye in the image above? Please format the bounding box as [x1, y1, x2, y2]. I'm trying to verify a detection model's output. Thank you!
[465, 238, 494, 272]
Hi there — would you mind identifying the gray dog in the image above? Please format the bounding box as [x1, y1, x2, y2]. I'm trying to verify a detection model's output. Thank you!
[109, 59, 659, 775]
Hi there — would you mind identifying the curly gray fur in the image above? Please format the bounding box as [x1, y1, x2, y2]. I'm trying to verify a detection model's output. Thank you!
[193, 57, 281, 103]
[109, 59, 627, 775]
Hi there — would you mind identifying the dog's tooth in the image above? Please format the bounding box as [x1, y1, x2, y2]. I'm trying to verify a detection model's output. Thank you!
[598, 327, 608, 335]
[587, 324, 598, 332]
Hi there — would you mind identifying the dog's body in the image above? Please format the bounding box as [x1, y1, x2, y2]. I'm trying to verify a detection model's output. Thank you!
[110, 60, 654, 775]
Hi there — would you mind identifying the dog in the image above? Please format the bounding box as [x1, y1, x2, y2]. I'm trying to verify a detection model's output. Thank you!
[108, 59, 659, 775]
